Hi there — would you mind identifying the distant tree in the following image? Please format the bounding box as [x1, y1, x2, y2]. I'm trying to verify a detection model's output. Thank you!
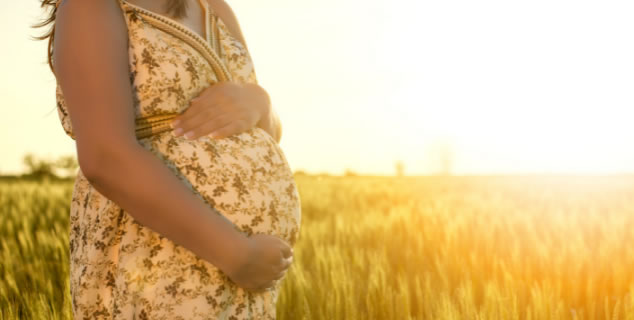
[317, 172, 331, 179]
[344, 169, 357, 177]
[22, 154, 56, 179]
[437, 144, 454, 176]
[55, 155, 79, 177]
[425, 139, 454, 176]
[21, 154, 79, 180]
[395, 160, 405, 177]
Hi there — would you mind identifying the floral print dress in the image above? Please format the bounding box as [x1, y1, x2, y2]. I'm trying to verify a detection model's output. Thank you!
[54, 0, 301, 318]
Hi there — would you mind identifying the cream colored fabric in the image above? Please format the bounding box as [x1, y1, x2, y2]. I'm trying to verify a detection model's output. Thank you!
[55, 1, 301, 318]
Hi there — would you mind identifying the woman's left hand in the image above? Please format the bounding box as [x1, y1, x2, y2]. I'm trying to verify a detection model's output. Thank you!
[170, 82, 269, 140]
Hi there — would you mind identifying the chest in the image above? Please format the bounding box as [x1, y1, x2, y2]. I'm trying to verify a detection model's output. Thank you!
[54, 0, 258, 140]
[119, 0, 258, 118]
[123, 0, 208, 40]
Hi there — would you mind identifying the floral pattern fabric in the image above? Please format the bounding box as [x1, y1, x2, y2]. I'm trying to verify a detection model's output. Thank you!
[54, 0, 301, 318]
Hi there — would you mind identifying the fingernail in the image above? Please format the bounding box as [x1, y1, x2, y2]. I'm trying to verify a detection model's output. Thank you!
[173, 127, 183, 136]
[184, 131, 195, 139]
[171, 120, 180, 128]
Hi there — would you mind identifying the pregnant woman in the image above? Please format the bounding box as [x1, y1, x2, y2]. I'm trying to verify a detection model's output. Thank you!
[38, 0, 301, 318]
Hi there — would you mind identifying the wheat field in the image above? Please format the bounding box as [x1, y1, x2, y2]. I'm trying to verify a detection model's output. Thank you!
[1, 175, 634, 319]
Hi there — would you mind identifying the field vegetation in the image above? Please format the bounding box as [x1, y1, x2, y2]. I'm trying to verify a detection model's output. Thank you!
[1, 175, 634, 319]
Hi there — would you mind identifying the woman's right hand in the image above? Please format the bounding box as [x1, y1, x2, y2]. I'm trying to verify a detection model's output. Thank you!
[225, 233, 294, 292]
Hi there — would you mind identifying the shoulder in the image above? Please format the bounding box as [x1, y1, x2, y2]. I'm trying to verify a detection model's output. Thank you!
[54, 0, 128, 53]
[56, 0, 125, 21]
[205, 0, 249, 50]
[55, 0, 128, 40]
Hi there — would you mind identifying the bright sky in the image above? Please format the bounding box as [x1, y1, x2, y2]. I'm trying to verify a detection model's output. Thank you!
[2, 0, 634, 175]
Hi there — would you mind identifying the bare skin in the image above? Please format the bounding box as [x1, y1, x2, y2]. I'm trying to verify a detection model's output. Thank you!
[53, 0, 290, 292]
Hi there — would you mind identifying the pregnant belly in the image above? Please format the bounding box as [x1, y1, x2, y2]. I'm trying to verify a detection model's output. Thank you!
[138, 127, 301, 246]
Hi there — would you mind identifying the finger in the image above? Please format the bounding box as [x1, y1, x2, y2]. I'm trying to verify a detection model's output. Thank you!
[173, 97, 208, 125]
[172, 107, 215, 137]
[173, 96, 226, 133]
[257, 280, 277, 292]
[273, 270, 286, 281]
[210, 120, 248, 139]
[246, 282, 269, 293]
[182, 115, 233, 140]
[279, 242, 292, 259]
[246, 285, 266, 293]
[245, 279, 272, 293]
[278, 255, 292, 271]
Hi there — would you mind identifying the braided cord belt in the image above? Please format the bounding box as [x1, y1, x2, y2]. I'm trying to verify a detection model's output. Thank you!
[135, 113, 180, 139]
[62, 0, 233, 141]
[67, 113, 179, 141]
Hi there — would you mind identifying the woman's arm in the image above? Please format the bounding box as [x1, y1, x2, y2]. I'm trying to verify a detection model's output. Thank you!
[251, 83, 282, 143]
[53, 0, 290, 289]
[211, 0, 284, 143]
[170, 0, 283, 143]
[171, 81, 282, 143]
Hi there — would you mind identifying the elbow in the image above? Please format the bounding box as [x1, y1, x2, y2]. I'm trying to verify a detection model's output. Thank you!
[77, 139, 137, 183]
[77, 151, 105, 183]
[77, 145, 111, 183]
[273, 121, 282, 144]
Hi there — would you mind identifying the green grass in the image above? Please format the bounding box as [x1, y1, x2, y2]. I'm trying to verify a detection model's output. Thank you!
[0, 180, 72, 319]
[2, 176, 634, 319]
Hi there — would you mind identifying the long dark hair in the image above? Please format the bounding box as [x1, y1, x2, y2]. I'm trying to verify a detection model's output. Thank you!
[32, 0, 189, 75]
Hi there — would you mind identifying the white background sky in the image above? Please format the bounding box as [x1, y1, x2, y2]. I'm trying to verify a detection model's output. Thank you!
[1, 0, 634, 175]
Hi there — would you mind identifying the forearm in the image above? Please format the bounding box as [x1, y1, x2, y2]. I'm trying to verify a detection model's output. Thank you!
[83, 142, 248, 273]
[245, 82, 282, 143]
[257, 107, 282, 143]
